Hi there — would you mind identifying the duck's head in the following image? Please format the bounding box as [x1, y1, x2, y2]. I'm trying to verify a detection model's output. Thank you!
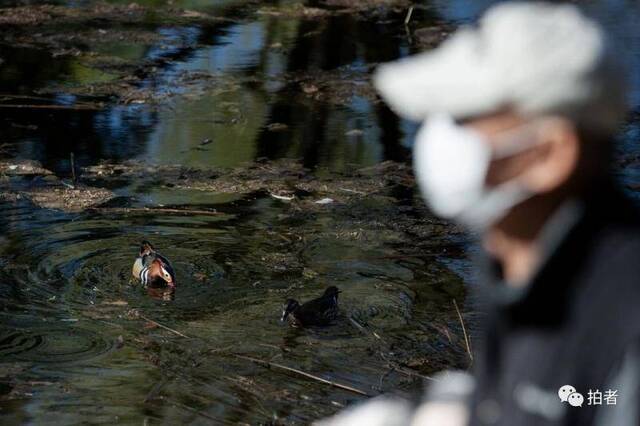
[148, 258, 176, 288]
[323, 286, 341, 300]
[281, 299, 300, 322]
[140, 240, 155, 257]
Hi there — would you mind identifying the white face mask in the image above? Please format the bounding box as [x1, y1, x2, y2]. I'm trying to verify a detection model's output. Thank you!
[413, 114, 542, 231]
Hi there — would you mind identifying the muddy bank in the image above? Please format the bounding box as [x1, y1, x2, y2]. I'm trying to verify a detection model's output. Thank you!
[257, 0, 411, 18]
[0, 2, 222, 32]
[82, 158, 414, 201]
[0, 2, 223, 102]
[0, 160, 113, 211]
[1, 157, 465, 252]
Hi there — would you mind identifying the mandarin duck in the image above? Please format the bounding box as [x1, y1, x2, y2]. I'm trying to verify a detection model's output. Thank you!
[132, 240, 176, 289]
[281, 286, 341, 327]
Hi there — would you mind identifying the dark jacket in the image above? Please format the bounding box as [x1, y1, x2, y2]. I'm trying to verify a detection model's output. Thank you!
[469, 183, 640, 426]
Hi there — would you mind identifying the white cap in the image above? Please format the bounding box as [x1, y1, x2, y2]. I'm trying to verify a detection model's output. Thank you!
[374, 2, 628, 133]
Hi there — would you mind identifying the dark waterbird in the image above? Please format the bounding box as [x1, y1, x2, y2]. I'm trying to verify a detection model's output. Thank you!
[281, 286, 341, 327]
[131, 240, 176, 289]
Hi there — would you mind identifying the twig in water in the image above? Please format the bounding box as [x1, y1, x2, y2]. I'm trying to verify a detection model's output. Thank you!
[70, 152, 77, 183]
[404, 6, 414, 25]
[377, 368, 394, 390]
[191, 346, 235, 368]
[389, 363, 437, 382]
[348, 316, 384, 342]
[162, 397, 219, 422]
[138, 314, 189, 338]
[348, 317, 434, 382]
[453, 299, 473, 363]
[270, 192, 295, 201]
[437, 323, 453, 344]
[90, 207, 222, 216]
[338, 187, 367, 195]
[259, 343, 291, 352]
[348, 316, 367, 334]
[233, 354, 371, 396]
[379, 351, 437, 382]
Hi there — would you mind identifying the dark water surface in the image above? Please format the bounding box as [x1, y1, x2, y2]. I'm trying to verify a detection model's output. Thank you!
[0, 0, 639, 424]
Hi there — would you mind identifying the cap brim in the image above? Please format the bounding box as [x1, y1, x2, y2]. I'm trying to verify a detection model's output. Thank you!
[373, 28, 503, 122]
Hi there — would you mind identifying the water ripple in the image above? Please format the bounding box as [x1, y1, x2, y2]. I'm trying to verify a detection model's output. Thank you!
[0, 327, 114, 364]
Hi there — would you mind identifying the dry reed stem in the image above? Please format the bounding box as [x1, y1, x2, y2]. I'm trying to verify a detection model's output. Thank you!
[139, 314, 190, 338]
[234, 354, 371, 396]
[452, 299, 473, 363]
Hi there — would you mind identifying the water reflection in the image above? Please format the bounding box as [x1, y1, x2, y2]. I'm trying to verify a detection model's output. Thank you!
[2, 3, 422, 173]
[141, 11, 420, 169]
[5, 1, 635, 175]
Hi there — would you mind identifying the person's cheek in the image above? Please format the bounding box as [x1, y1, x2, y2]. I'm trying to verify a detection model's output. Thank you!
[485, 149, 541, 187]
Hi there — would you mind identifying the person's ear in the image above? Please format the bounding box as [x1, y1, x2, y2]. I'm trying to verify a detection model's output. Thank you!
[520, 118, 580, 194]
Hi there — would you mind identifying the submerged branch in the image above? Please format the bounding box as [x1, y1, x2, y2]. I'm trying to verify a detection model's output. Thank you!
[89, 207, 223, 216]
[233, 354, 371, 396]
[138, 314, 190, 338]
[453, 299, 473, 363]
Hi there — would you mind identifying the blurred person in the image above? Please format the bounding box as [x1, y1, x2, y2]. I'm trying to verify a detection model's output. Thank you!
[319, 2, 639, 425]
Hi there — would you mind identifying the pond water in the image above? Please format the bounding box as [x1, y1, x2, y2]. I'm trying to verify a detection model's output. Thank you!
[0, 0, 638, 424]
